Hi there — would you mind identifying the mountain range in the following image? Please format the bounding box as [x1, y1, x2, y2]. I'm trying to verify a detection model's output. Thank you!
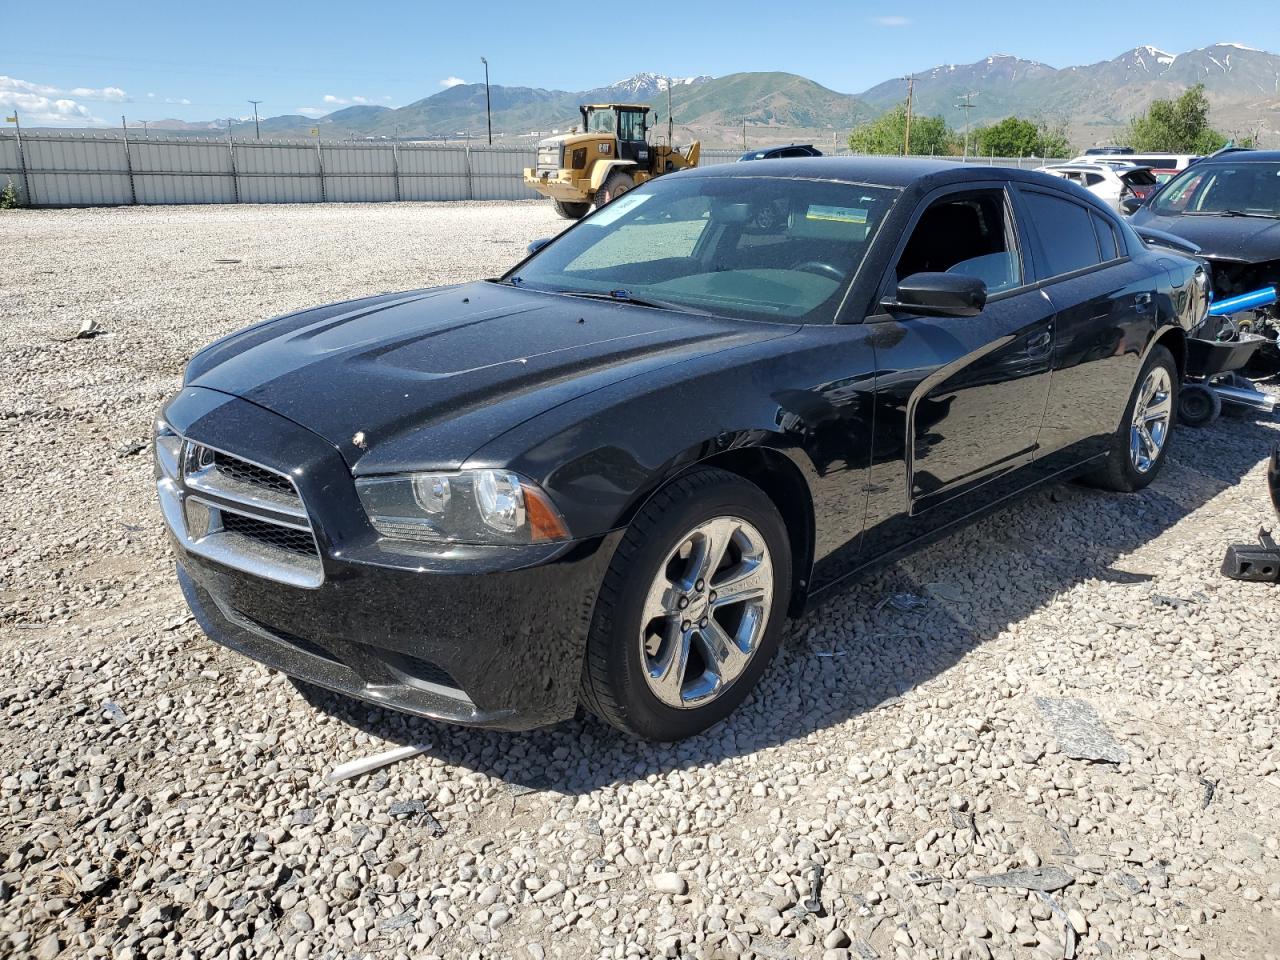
[123, 42, 1280, 148]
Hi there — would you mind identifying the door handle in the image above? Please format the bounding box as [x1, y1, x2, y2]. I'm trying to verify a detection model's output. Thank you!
[1135, 292, 1153, 311]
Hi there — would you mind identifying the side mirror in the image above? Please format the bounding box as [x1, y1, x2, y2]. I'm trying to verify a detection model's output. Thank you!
[882, 272, 987, 318]
[1120, 196, 1143, 216]
[526, 237, 552, 256]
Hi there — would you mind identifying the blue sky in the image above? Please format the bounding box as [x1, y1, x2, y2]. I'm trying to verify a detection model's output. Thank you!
[4, 0, 1279, 126]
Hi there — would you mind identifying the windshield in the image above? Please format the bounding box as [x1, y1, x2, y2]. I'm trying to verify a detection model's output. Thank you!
[586, 110, 615, 135]
[507, 175, 899, 324]
[1152, 161, 1280, 216]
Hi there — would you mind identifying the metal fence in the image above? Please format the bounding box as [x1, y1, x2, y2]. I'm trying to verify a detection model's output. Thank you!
[0, 132, 1066, 208]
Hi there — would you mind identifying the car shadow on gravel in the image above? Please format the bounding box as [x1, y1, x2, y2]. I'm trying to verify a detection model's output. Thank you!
[293, 408, 1279, 794]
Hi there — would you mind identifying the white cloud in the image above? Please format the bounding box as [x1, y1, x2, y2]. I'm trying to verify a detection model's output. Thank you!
[0, 76, 102, 124]
[440, 76, 466, 88]
[321, 94, 381, 107]
[871, 15, 911, 26]
[69, 85, 128, 101]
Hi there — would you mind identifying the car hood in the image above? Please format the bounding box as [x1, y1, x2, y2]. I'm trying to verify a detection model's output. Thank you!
[185, 281, 792, 472]
[1131, 209, 1280, 261]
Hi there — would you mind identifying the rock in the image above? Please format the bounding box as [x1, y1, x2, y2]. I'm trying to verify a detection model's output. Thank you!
[823, 928, 851, 949]
[533, 881, 565, 903]
[652, 872, 687, 896]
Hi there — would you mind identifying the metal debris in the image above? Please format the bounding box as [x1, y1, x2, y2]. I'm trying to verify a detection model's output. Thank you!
[970, 865, 1073, 892]
[101, 701, 125, 724]
[76, 319, 105, 339]
[876, 591, 929, 613]
[800, 863, 824, 914]
[906, 870, 942, 886]
[389, 799, 424, 817]
[1199, 777, 1218, 809]
[114, 441, 146, 458]
[323, 743, 429, 785]
[1034, 891, 1077, 960]
[212, 258, 242, 264]
[1035, 697, 1128, 764]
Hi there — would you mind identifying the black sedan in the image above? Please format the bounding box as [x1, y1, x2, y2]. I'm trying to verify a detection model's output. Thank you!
[157, 158, 1207, 741]
[1130, 149, 1280, 372]
[738, 144, 823, 161]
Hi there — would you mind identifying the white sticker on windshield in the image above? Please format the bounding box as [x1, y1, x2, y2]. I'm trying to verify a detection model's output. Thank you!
[806, 204, 868, 224]
[588, 191, 651, 226]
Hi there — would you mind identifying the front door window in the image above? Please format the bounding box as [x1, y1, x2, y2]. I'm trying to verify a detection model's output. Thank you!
[618, 110, 647, 141]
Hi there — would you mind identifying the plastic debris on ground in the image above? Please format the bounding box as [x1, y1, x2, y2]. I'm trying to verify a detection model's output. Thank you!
[1034, 697, 1129, 763]
[324, 743, 430, 786]
[970, 865, 1074, 892]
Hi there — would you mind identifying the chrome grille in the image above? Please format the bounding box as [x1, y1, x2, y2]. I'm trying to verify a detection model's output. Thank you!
[157, 437, 323, 589]
[536, 144, 561, 174]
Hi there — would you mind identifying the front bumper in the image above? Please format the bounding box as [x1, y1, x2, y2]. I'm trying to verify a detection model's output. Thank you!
[522, 168, 589, 202]
[160, 387, 619, 730]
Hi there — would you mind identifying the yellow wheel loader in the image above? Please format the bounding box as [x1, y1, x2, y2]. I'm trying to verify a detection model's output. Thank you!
[523, 104, 700, 219]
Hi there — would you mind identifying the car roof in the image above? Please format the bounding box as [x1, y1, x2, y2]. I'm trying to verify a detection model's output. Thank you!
[683, 156, 1030, 187]
[1195, 149, 1280, 164]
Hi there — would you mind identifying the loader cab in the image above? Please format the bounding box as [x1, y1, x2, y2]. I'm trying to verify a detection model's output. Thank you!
[581, 104, 651, 168]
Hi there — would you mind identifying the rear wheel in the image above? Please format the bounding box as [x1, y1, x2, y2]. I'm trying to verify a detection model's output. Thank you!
[580, 468, 791, 741]
[552, 199, 590, 220]
[1086, 345, 1177, 492]
[595, 170, 635, 209]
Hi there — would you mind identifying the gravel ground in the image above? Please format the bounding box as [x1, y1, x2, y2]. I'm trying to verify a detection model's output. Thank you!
[2, 201, 1279, 960]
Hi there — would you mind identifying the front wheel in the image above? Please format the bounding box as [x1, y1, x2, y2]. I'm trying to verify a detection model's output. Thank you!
[580, 468, 791, 741]
[594, 171, 635, 209]
[1085, 345, 1178, 492]
[552, 199, 590, 220]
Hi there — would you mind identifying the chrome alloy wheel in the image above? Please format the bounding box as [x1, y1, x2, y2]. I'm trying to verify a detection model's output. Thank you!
[1131, 366, 1173, 473]
[638, 516, 774, 710]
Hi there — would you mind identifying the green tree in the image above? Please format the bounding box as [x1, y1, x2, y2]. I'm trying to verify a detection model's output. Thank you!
[1127, 84, 1229, 153]
[971, 116, 1073, 159]
[848, 103, 959, 156]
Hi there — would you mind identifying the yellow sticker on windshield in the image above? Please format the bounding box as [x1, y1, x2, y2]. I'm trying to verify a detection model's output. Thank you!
[806, 205, 867, 224]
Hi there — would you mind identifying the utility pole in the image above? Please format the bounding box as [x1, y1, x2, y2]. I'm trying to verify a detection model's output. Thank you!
[957, 91, 977, 160]
[903, 74, 915, 155]
[666, 77, 673, 144]
[248, 100, 262, 140]
[480, 57, 492, 145]
[742, 117, 747, 150]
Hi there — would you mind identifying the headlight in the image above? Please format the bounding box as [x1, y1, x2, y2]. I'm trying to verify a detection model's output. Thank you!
[154, 420, 182, 480]
[355, 470, 570, 545]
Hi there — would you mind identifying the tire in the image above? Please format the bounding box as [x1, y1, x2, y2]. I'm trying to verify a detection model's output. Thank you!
[1177, 383, 1221, 427]
[594, 170, 635, 209]
[580, 467, 792, 741]
[552, 199, 590, 220]
[1085, 345, 1178, 492]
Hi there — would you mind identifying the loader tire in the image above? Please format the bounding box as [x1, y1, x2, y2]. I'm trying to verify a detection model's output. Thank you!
[553, 199, 590, 220]
[595, 171, 635, 209]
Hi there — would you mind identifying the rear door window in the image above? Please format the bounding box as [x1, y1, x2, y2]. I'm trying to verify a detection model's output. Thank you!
[1091, 211, 1120, 261]
[1019, 190, 1102, 279]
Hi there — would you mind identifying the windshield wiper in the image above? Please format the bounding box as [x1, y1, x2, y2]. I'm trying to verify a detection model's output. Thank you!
[1188, 209, 1280, 219]
[557, 289, 722, 317]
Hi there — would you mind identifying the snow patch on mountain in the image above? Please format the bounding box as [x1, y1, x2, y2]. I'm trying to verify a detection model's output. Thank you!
[604, 73, 713, 98]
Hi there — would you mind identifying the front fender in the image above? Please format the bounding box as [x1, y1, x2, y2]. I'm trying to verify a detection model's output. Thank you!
[590, 160, 638, 191]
